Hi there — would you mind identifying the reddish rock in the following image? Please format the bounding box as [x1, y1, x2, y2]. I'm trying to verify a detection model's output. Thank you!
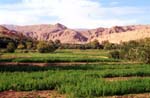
[3, 24, 150, 44]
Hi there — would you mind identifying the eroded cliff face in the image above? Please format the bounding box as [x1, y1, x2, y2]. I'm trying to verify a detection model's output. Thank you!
[0, 25, 21, 38]
[3, 23, 150, 44]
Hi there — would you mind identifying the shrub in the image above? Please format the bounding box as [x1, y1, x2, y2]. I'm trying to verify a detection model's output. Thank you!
[17, 43, 25, 49]
[90, 39, 101, 49]
[119, 38, 150, 64]
[47, 40, 57, 52]
[15, 49, 29, 53]
[26, 42, 33, 49]
[54, 39, 61, 49]
[109, 50, 120, 59]
[0, 49, 7, 53]
[37, 41, 57, 53]
[138, 47, 150, 64]
[6, 42, 16, 53]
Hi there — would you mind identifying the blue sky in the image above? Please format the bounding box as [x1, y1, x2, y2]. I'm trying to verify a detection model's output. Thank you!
[101, 0, 150, 7]
[0, 0, 150, 28]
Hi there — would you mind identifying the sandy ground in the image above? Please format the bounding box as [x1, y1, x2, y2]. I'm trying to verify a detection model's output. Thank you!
[105, 93, 150, 98]
[0, 90, 66, 98]
[104, 76, 150, 82]
[0, 90, 150, 98]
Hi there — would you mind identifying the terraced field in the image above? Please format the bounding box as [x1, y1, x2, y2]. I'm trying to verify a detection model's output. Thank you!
[0, 49, 149, 98]
[0, 49, 118, 63]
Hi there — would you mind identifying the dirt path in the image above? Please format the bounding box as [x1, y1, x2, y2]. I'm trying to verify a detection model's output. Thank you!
[0, 90, 66, 98]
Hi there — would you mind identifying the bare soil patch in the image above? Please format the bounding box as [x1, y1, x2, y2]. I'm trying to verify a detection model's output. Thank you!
[0, 61, 140, 67]
[105, 76, 150, 82]
[0, 90, 66, 98]
[0, 62, 88, 67]
[105, 93, 150, 98]
[1, 90, 150, 98]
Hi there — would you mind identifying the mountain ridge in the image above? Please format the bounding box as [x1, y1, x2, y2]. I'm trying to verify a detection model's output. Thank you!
[2, 23, 150, 44]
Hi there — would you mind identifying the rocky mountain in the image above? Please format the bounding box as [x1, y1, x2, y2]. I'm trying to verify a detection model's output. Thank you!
[0, 25, 20, 38]
[0, 25, 31, 41]
[2, 23, 150, 44]
[88, 25, 150, 43]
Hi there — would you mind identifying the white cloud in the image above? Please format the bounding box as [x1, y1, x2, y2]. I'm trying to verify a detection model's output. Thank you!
[0, 0, 146, 28]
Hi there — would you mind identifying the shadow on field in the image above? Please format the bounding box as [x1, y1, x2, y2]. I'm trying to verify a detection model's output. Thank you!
[0, 64, 94, 72]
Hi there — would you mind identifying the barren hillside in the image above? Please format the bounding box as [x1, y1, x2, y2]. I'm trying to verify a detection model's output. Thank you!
[3, 24, 150, 43]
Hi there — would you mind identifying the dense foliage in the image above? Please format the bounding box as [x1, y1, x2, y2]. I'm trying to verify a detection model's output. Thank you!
[0, 37, 18, 48]
[60, 40, 103, 49]
[108, 38, 150, 64]
[37, 40, 60, 53]
[1, 36, 150, 64]
[6, 42, 16, 53]
[109, 50, 120, 59]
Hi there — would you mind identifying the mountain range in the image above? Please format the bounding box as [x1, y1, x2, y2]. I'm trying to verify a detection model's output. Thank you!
[1, 23, 150, 44]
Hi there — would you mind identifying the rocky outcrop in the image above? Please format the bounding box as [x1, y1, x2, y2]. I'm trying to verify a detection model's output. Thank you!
[0, 25, 30, 40]
[0, 25, 9, 33]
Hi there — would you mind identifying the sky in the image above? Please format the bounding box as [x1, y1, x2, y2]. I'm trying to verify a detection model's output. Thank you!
[0, 0, 150, 28]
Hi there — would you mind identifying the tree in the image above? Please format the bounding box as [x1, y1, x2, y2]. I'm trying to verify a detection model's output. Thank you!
[17, 43, 25, 49]
[6, 42, 16, 53]
[88, 39, 101, 49]
[54, 39, 61, 49]
[37, 41, 57, 53]
[26, 41, 33, 49]
[109, 50, 120, 59]
[104, 43, 114, 50]
[138, 46, 150, 64]
[91, 39, 99, 49]
[47, 40, 57, 52]
[118, 38, 150, 64]
[37, 41, 48, 53]
[102, 40, 113, 50]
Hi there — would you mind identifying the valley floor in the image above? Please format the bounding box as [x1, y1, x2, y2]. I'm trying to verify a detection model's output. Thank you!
[0, 49, 149, 98]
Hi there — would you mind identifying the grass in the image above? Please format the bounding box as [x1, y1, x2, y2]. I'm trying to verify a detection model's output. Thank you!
[0, 49, 148, 97]
[0, 49, 119, 62]
[0, 64, 150, 97]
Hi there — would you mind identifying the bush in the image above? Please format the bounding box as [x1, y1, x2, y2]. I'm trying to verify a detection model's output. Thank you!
[37, 41, 57, 53]
[138, 47, 150, 64]
[54, 39, 61, 49]
[0, 49, 7, 53]
[17, 43, 25, 49]
[26, 42, 33, 49]
[15, 49, 29, 53]
[119, 38, 150, 64]
[6, 42, 16, 53]
[90, 39, 101, 49]
[109, 50, 120, 59]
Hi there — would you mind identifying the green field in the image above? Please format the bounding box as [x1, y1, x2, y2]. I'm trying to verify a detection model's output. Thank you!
[0, 49, 119, 62]
[0, 49, 149, 98]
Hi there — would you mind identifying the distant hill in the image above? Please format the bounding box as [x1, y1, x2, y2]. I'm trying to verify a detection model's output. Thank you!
[0, 25, 32, 45]
[0, 25, 22, 39]
[2, 23, 150, 44]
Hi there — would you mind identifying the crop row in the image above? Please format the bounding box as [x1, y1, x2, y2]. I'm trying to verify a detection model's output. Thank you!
[0, 57, 118, 62]
[0, 64, 150, 97]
